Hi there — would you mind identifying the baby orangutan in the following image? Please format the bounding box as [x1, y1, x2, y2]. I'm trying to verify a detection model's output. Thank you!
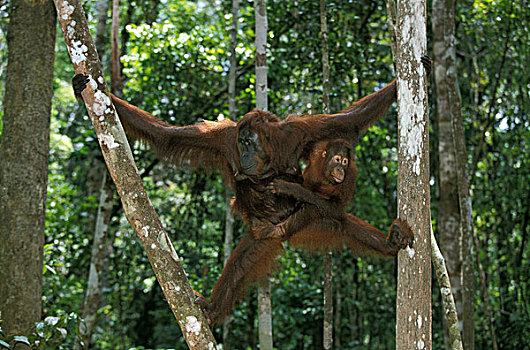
[266, 139, 414, 256]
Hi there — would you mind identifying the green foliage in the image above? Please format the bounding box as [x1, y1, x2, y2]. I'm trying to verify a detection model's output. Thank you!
[32, 313, 81, 349]
[450, 0, 530, 348]
[0, 0, 525, 348]
[0, 314, 80, 349]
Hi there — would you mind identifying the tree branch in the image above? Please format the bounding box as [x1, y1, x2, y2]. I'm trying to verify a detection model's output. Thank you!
[53, 0, 216, 347]
[431, 226, 464, 350]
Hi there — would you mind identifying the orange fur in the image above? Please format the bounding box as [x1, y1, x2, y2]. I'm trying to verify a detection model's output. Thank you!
[102, 79, 402, 325]
[72, 69, 423, 325]
[208, 140, 413, 324]
[109, 78, 398, 189]
[208, 234, 284, 324]
[269, 139, 414, 258]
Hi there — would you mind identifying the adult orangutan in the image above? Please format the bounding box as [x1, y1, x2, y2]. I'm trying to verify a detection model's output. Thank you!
[72, 55, 429, 324]
[203, 139, 413, 324]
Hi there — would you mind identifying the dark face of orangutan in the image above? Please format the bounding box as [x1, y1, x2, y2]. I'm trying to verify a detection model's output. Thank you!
[237, 125, 269, 177]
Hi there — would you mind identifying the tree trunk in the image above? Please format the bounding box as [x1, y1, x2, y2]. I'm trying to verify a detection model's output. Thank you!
[320, 0, 331, 113]
[391, 0, 432, 348]
[222, 1, 239, 348]
[0, 1, 56, 347]
[254, 0, 273, 348]
[431, 226, 464, 350]
[432, 0, 463, 347]
[110, 0, 122, 94]
[75, 2, 123, 348]
[53, 1, 216, 346]
[222, 189, 235, 348]
[323, 252, 333, 349]
[255, 0, 268, 113]
[319, 1, 333, 348]
[257, 283, 273, 349]
[94, 0, 109, 60]
[76, 173, 115, 350]
[448, 2, 476, 346]
[333, 257, 342, 350]
[433, 1, 481, 349]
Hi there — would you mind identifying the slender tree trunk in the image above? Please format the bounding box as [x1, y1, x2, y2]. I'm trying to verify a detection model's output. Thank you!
[94, 0, 109, 60]
[75, 173, 115, 350]
[222, 3, 239, 348]
[257, 284, 273, 349]
[85, 0, 111, 211]
[323, 252, 333, 349]
[320, 0, 331, 113]
[333, 258, 342, 350]
[222, 189, 235, 348]
[110, 0, 122, 93]
[228, 0, 239, 127]
[432, 0, 463, 347]
[434, 0, 478, 347]
[254, 0, 273, 348]
[448, 3, 476, 347]
[255, 0, 268, 114]
[75, 2, 122, 348]
[391, 0, 432, 348]
[54, 1, 216, 346]
[0, 1, 56, 348]
[319, 1, 333, 348]
[434, 1, 481, 348]
[431, 226, 464, 350]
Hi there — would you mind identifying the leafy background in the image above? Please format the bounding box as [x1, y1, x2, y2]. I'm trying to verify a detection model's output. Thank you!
[0, 0, 528, 348]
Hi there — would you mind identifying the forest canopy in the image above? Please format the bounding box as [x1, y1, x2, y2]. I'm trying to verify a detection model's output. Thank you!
[0, 0, 528, 349]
